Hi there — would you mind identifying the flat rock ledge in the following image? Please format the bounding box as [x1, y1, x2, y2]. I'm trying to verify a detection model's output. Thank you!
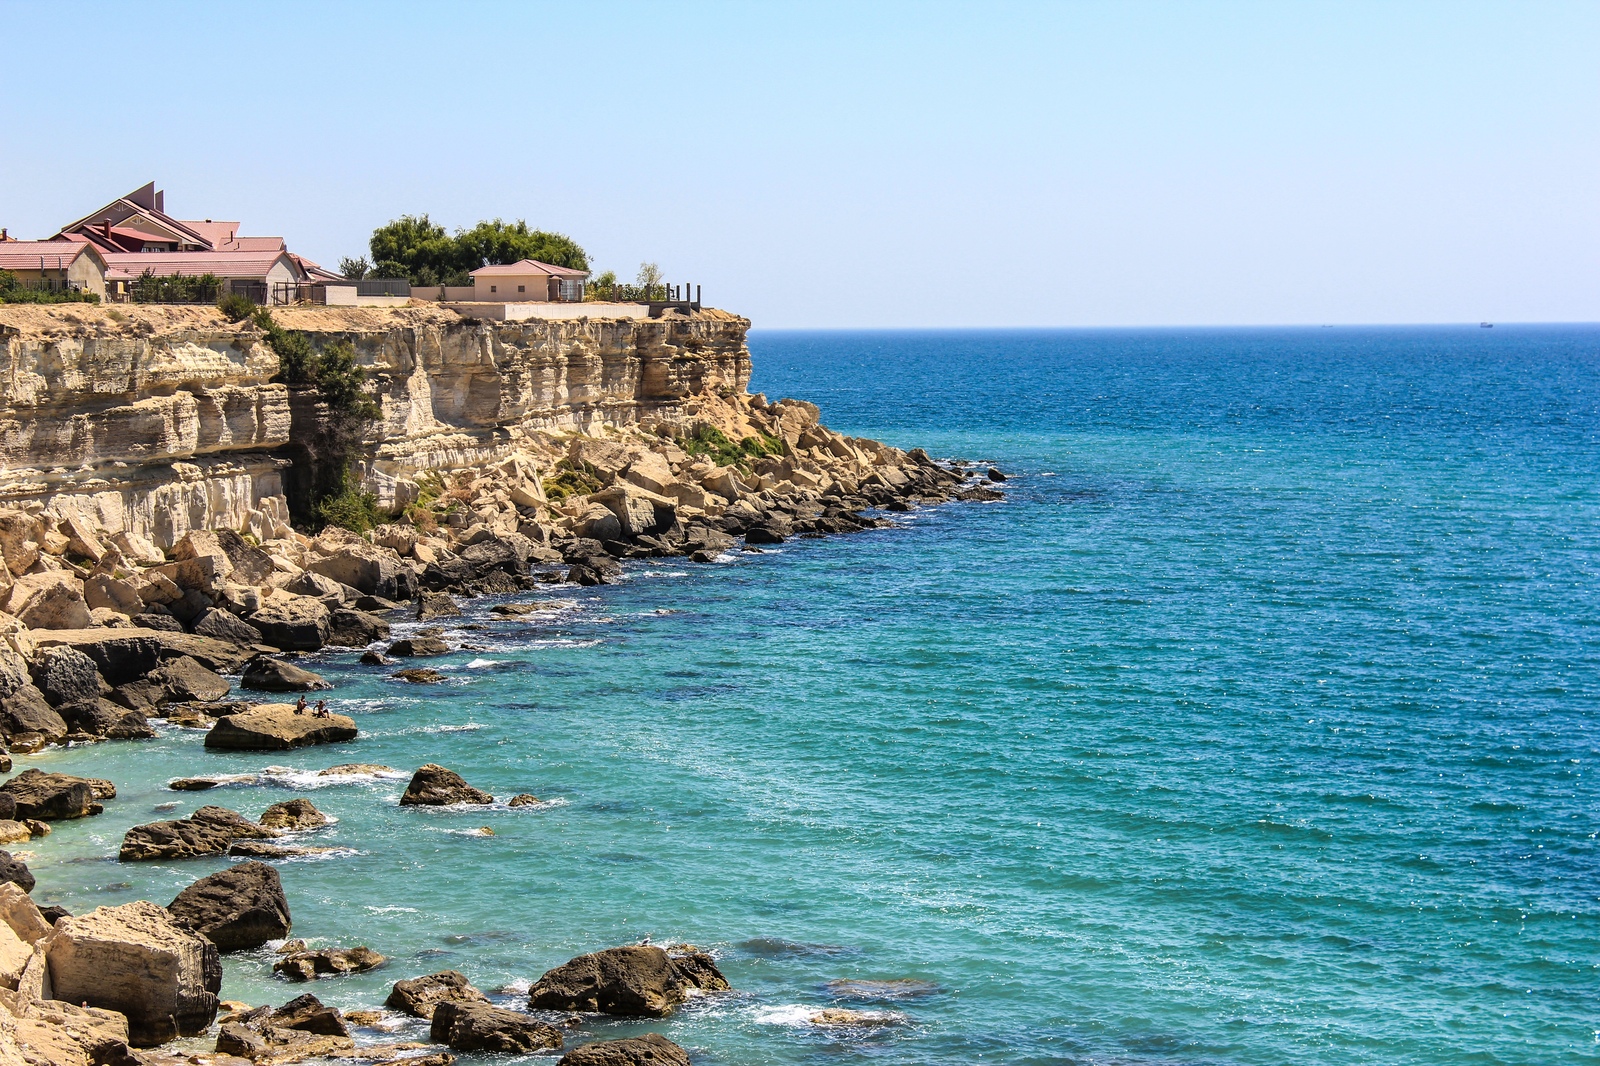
[205, 705, 356, 750]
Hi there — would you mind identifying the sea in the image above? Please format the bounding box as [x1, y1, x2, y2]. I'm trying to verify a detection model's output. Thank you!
[17, 326, 1600, 1065]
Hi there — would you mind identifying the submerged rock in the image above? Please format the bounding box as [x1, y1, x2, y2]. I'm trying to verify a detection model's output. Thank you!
[557, 1034, 690, 1066]
[168, 860, 291, 951]
[399, 765, 493, 806]
[429, 1000, 562, 1054]
[392, 668, 446, 684]
[385, 969, 491, 1019]
[273, 945, 386, 981]
[527, 944, 730, 1017]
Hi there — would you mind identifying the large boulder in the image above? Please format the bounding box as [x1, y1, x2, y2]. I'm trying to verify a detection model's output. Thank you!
[241, 657, 331, 693]
[215, 993, 354, 1061]
[30, 646, 103, 707]
[527, 945, 729, 1017]
[326, 609, 391, 648]
[0, 880, 51, 942]
[388, 637, 449, 657]
[458, 535, 536, 580]
[385, 970, 490, 1019]
[205, 705, 356, 751]
[428, 1001, 562, 1055]
[558, 1034, 691, 1066]
[43, 900, 222, 1046]
[30, 629, 254, 681]
[247, 597, 331, 651]
[4, 571, 91, 630]
[307, 543, 417, 601]
[62, 698, 157, 739]
[168, 860, 291, 951]
[416, 591, 461, 620]
[84, 571, 145, 616]
[152, 655, 232, 703]
[119, 806, 277, 861]
[399, 765, 493, 806]
[190, 606, 265, 647]
[0, 685, 69, 744]
[0, 769, 112, 820]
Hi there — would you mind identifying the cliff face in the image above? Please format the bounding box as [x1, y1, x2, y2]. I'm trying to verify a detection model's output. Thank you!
[0, 304, 751, 546]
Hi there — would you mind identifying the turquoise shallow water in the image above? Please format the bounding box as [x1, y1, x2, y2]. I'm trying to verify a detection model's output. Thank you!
[17, 326, 1600, 1065]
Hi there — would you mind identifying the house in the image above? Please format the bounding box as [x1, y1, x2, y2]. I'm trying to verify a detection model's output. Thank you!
[470, 259, 588, 302]
[0, 239, 109, 297]
[53, 182, 330, 303]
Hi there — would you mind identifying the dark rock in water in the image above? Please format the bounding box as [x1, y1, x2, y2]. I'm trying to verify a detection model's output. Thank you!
[1, 768, 111, 820]
[508, 794, 541, 807]
[429, 1000, 562, 1054]
[417, 591, 463, 620]
[744, 526, 786, 545]
[62, 698, 156, 739]
[153, 655, 231, 703]
[393, 668, 445, 684]
[227, 841, 340, 859]
[204, 705, 356, 751]
[169, 778, 223, 791]
[40, 904, 69, 924]
[259, 798, 328, 830]
[242, 656, 331, 693]
[389, 636, 450, 657]
[460, 536, 535, 579]
[270, 992, 350, 1036]
[360, 650, 392, 666]
[527, 944, 730, 1017]
[400, 765, 493, 806]
[0, 796, 13, 821]
[987, 467, 1007, 482]
[190, 607, 264, 647]
[31, 645, 103, 707]
[248, 597, 332, 651]
[0, 850, 34, 893]
[385, 970, 491, 1019]
[0, 685, 69, 744]
[273, 945, 386, 981]
[354, 594, 401, 612]
[120, 805, 277, 861]
[557, 1034, 690, 1066]
[957, 486, 1004, 502]
[215, 1019, 350, 1062]
[168, 860, 291, 951]
[567, 564, 605, 586]
[421, 556, 474, 594]
[687, 549, 722, 563]
[823, 977, 944, 1000]
[132, 613, 185, 632]
[327, 609, 392, 648]
[471, 570, 521, 596]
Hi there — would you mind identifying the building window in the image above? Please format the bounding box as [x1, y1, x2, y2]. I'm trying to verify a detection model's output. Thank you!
[517, 284, 525, 293]
[490, 285, 497, 293]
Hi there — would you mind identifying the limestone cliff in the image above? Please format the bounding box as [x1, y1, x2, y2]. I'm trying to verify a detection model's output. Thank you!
[0, 304, 751, 546]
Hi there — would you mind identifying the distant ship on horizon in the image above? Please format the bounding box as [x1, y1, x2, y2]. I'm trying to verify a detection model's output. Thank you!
[1480, 322, 1493, 328]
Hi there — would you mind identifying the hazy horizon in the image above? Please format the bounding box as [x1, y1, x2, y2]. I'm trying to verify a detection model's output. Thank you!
[3, 0, 1595, 330]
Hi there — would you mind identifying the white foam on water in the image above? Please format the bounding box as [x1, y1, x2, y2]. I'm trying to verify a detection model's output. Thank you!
[464, 658, 504, 669]
[499, 978, 532, 995]
[639, 570, 689, 579]
[364, 905, 418, 914]
[250, 767, 407, 790]
[753, 1004, 824, 1027]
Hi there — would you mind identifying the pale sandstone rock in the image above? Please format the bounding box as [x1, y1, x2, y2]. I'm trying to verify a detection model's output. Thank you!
[110, 530, 165, 566]
[43, 900, 221, 1046]
[0, 884, 51, 945]
[590, 485, 676, 539]
[82, 573, 142, 616]
[2, 574, 90, 631]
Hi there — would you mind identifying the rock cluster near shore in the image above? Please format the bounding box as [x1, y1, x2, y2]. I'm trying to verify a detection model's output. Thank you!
[0, 350, 1000, 1060]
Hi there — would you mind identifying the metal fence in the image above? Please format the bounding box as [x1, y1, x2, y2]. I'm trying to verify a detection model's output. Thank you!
[591, 282, 701, 309]
[357, 279, 411, 297]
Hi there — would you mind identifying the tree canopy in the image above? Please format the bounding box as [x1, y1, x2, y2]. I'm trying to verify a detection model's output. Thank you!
[361, 214, 589, 286]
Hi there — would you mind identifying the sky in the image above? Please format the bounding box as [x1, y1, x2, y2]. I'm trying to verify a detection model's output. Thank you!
[2, 1, 1596, 328]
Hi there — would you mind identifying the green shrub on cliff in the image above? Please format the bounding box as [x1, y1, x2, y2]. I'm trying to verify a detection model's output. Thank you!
[217, 292, 256, 321]
[542, 459, 603, 503]
[679, 425, 786, 471]
[315, 487, 384, 534]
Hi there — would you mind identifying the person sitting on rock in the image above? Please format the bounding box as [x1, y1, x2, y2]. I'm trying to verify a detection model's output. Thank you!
[314, 699, 330, 719]
[295, 695, 308, 715]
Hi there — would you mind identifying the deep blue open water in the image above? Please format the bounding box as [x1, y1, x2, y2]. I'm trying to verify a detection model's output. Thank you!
[19, 326, 1600, 1064]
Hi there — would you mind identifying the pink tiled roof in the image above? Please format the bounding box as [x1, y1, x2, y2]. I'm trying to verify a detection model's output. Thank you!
[469, 258, 589, 278]
[103, 250, 297, 281]
[178, 220, 240, 246]
[0, 241, 103, 271]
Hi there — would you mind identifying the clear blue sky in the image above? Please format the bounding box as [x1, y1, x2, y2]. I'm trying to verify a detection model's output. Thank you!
[2, 1, 1595, 328]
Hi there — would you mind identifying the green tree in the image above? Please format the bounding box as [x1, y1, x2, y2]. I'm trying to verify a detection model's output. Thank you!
[368, 214, 464, 285]
[454, 219, 589, 273]
[338, 256, 370, 280]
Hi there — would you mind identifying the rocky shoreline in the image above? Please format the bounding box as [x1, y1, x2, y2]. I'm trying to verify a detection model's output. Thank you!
[0, 373, 1005, 1063]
